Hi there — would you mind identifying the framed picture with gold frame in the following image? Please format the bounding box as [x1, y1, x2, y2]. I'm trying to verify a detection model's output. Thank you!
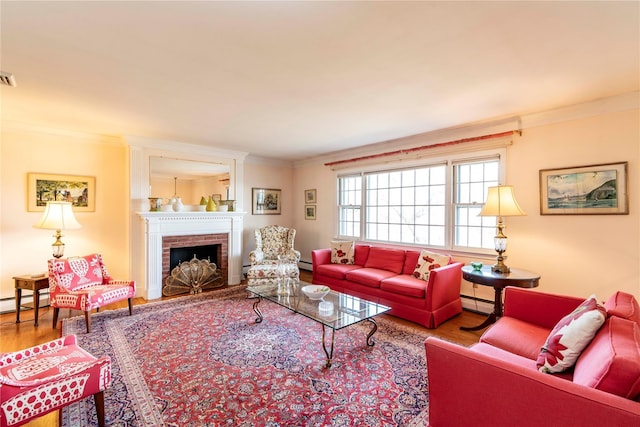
[539, 162, 628, 215]
[305, 205, 316, 220]
[304, 189, 317, 204]
[252, 188, 281, 215]
[28, 173, 96, 212]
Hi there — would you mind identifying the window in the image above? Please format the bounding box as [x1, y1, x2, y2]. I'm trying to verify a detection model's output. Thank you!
[337, 174, 361, 238]
[453, 159, 500, 251]
[336, 155, 501, 252]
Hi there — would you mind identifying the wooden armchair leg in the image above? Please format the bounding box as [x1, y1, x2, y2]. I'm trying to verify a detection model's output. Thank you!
[52, 307, 60, 329]
[94, 390, 106, 427]
[128, 298, 133, 315]
[85, 311, 92, 333]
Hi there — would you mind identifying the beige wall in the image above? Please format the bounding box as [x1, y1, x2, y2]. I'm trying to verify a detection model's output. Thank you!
[506, 109, 639, 298]
[0, 123, 130, 301]
[291, 107, 640, 302]
[1, 99, 638, 308]
[242, 160, 295, 267]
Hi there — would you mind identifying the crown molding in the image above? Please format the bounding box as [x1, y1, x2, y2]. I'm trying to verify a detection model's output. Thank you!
[1, 120, 125, 146]
[520, 91, 639, 129]
[125, 135, 248, 160]
[295, 91, 638, 168]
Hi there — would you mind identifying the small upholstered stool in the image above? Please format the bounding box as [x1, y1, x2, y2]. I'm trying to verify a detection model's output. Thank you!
[247, 261, 299, 286]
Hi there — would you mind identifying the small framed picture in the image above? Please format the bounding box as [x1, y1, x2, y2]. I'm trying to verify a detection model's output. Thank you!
[212, 194, 222, 202]
[539, 161, 628, 215]
[304, 189, 317, 204]
[252, 188, 281, 215]
[28, 173, 96, 212]
[305, 204, 316, 220]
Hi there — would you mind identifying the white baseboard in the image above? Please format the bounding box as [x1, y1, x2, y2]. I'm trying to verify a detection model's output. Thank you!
[0, 294, 50, 314]
[461, 298, 493, 315]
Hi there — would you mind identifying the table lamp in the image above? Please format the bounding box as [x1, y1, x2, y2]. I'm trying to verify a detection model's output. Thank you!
[34, 201, 82, 258]
[479, 185, 525, 273]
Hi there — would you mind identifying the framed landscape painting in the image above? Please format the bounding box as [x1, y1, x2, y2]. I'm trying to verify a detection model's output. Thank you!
[305, 189, 317, 204]
[252, 188, 281, 215]
[539, 162, 628, 215]
[28, 173, 96, 212]
[305, 204, 316, 220]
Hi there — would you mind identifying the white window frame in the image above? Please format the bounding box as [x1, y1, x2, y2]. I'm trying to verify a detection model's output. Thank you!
[335, 148, 506, 254]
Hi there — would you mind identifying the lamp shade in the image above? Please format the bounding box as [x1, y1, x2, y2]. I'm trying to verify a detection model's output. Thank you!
[34, 202, 82, 230]
[479, 185, 526, 217]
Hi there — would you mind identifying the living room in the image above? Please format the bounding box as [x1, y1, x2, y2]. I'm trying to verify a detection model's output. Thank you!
[0, 2, 639, 425]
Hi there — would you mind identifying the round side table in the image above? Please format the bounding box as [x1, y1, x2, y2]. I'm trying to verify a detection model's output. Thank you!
[461, 265, 540, 331]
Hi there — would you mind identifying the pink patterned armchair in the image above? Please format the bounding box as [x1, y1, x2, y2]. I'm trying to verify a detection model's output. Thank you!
[247, 225, 301, 286]
[48, 254, 136, 333]
[0, 335, 111, 427]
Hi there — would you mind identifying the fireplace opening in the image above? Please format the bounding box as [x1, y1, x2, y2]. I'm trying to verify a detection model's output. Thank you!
[162, 233, 229, 292]
[170, 244, 219, 272]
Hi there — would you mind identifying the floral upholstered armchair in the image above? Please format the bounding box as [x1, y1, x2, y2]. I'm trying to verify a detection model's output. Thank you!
[247, 225, 301, 286]
[0, 335, 111, 427]
[48, 253, 136, 333]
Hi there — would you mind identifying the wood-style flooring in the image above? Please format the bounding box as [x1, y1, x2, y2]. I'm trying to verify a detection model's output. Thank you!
[0, 270, 486, 426]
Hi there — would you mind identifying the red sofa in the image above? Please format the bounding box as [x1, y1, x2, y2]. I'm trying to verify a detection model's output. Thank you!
[311, 245, 463, 328]
[425, 288, 640, 426]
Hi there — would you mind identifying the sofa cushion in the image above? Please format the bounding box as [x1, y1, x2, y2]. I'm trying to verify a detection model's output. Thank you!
[403, 251, 421, 275]
[573, 316, 640, 400]
[363, 247, 406, 274]
[605, 291, 640, 326]
[480, 317, 551, 360]
[315, 263, 362, 280]
[470, 343, 576, 382]
[537, 295, 606, 373]
[345, 268, 397, 288]
[413, 250, 450, 281]
[330, 240, 355, 264]
[353, 245, 371, 266]
[380, 275, 426, 298]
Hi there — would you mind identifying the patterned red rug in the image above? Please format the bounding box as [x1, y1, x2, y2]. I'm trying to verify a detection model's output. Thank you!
[62, 286, 430, 426]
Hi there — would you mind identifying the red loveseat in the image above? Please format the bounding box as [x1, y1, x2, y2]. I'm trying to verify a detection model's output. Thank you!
[311, 245, 463, 328]
[425, 288, 640, 426]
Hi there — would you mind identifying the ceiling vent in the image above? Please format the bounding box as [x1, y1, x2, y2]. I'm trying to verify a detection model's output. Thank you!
[0, 72, 17, 87]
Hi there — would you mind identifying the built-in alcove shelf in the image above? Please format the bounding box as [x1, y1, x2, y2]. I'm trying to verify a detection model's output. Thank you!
[136, 211, 245, 300]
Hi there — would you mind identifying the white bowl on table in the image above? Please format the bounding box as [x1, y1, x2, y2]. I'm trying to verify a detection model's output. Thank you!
[301, 285, 330, 300]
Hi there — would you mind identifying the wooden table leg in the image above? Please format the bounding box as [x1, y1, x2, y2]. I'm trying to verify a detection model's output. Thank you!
[15, 288, 22, 323]
[33, 289, 41, 327]
[460, 286, 502, 331]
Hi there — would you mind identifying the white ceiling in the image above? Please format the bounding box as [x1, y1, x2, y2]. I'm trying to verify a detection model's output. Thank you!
[1, 1, 638, 161]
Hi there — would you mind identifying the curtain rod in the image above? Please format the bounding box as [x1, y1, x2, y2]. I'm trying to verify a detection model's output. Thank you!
[324, 130, 520, 167]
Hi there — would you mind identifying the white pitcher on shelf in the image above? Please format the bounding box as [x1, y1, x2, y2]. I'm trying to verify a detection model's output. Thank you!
[172, 197, 184, 212]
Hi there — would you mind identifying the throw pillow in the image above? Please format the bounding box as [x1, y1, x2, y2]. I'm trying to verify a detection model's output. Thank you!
[536, 295, 606, 373]
[413, 250, 450, 281]
[330, 241, 355, 264]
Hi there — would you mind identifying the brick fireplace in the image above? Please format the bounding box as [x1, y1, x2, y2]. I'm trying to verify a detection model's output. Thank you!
[162, 233, 228, 285]
[136, 212, 244, 300]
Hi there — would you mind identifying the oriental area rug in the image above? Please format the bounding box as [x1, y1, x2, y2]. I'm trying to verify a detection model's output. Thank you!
[61, 285, 431, 426]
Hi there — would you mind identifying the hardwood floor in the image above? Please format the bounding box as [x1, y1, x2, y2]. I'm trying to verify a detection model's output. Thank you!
[0, 270, 486, 426]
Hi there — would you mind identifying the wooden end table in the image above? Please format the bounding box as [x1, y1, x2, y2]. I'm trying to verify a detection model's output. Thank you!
[14, 274, 49, 327]
[460, 265, 540, 331]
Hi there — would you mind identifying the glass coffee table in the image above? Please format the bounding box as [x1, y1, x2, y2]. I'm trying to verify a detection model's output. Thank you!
[247, 280, 390, 368]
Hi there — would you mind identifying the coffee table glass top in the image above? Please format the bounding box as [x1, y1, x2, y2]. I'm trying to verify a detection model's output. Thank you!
[247, 280, 390, 330]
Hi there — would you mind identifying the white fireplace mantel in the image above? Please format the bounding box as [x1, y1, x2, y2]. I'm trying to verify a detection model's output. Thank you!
[137, 211, 244, 300]
[127, 137, 248, 301]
